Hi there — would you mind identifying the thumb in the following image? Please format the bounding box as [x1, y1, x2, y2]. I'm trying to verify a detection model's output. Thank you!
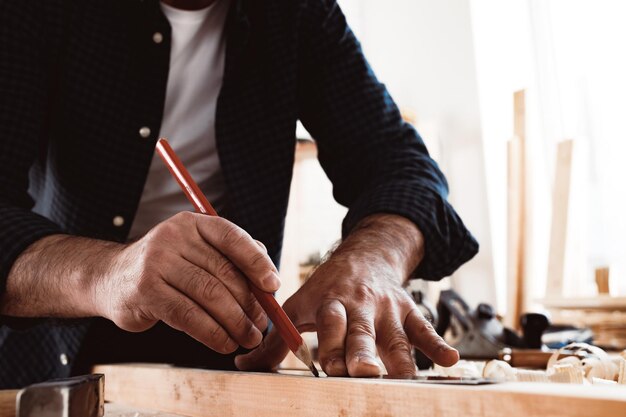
[235, 326, 290, 371]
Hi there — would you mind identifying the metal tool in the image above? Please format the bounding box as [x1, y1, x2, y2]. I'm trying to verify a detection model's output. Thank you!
[434, 290, 553, 359]
[16, 374, 104, 417]
[382, 375, 498, 385]
[412, 290, 554, 368]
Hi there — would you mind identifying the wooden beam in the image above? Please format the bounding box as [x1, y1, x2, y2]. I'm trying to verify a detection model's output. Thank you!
[506, 90, 527, 330]
[95, 364, 626, 417]
[595, 267, 611, 295]
[546, 140, 574, 297]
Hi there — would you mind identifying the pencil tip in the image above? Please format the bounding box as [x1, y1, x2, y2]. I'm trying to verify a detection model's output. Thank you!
[295, 343, 320, 377]
[309, 362, 320, 378]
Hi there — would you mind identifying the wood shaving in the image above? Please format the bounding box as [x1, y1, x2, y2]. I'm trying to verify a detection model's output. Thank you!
[480, 343, 625, 385]
[618, 357, 626, 385]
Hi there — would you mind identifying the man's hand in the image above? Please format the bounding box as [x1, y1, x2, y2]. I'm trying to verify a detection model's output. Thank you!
[2, 211, 280, 354]
[235, 214, 459, 377]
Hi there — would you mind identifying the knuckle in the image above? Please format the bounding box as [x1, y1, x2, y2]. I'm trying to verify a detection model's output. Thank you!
[198, 275, 222, 301]
[141, 240, 166, 261]
[414, 314, 436, 334]
[348, 320, 375, 338]
[317, 302, 346, 328]
[175, 211, 196, 224]
[352, 283, 376, 301]
[209, 325, 231, 349]
[220, 224, 247, 249]
[178, 306, 197, 327]
[243, 294, 259, 312]
[153, 220, 178, 240]
[386, 334, 411, 355]
[249, 251, 269, 269]
[351, 349, 376, 361]
[165, 300, 196, 327]
[216, 259, 239, 281]
[320, 348, 345, 364]
[234, 311, 248, 329]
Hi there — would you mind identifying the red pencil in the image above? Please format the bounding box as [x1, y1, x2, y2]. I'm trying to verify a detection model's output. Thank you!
[156, 138, 319, 377]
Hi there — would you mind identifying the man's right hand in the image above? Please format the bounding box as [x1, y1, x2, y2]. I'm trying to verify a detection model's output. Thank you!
[1, 211, 279, 354]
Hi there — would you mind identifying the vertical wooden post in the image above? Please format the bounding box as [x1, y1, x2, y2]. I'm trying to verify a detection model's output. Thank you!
[545, 140, 574, 298]
[506, 90, 527, 329]
[595, 267, 610, 295]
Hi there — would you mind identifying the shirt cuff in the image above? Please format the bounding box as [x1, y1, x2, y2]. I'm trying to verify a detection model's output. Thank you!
[341, 181, 479, 280]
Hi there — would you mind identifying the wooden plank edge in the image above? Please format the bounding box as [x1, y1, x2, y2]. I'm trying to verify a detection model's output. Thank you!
[95, 364, 626, 417]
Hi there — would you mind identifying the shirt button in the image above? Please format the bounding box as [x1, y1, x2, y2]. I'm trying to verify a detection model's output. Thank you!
[60, 353, 69, 366]
[113, 216, 125, 227]
[153, 32, 163, 44]
[139, 126, 151, 138]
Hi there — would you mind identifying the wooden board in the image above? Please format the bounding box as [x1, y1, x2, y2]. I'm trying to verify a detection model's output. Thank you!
[596, 267, 611, 294]
[546, 140, 574, 297]
[541, 296, 626, 311]
[105, 403, 187, 417]
[506, 90, 527, 330]
[0, 390, 17, 417]
[95, 364, 626, 417]
[0, 389, 186, 417]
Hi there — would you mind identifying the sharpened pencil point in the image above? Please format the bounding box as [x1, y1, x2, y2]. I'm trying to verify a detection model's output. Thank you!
[309, 362, 320, 378]
[295, 343, 319, 377]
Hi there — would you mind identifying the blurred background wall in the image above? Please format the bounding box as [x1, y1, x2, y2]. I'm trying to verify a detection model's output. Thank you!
[279, 0, 626, 317]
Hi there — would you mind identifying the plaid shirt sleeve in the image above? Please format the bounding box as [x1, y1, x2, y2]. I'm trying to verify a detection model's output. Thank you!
[296, 0, 479, 280]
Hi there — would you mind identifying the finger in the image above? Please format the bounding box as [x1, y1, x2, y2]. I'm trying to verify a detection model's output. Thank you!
[234, 327, 290, 371]
[156, 284, 238, 354]
[194, 215, 280, 292]
[162, 258, 263, 349]
[316, 299, 348, 376]
[404, 308, 459, 367]
[376, 311, 416, 378]
[181, 237, 268, 332]
[346, 307, 381, 377]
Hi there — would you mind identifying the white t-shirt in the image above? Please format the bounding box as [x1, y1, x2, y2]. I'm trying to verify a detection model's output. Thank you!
[129, 0, 230, 239]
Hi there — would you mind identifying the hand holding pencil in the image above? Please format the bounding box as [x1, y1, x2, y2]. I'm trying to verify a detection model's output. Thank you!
[156, 138, 319, 376]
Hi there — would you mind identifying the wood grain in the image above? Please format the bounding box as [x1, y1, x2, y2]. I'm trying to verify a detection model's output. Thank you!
[95, 364, 626, 417]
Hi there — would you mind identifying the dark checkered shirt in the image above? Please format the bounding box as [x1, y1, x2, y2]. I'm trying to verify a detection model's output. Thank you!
[0, 0, 478, 388]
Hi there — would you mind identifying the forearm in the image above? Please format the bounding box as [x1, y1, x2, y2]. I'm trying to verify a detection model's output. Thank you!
[0, 234, 121, 318]
[333, 213, 424, 283]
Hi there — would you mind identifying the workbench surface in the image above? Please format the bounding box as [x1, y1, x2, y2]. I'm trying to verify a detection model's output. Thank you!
[106, 403, 186, 416]
[96, 364, 626, 417]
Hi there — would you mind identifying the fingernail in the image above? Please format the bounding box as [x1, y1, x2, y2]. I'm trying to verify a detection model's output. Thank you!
[248, 327, 263, 346]
[234, 355, 244, 369]
[356, 355, 381, 369]
[224, 339, 238, 353]
[262, 273, 281, 291]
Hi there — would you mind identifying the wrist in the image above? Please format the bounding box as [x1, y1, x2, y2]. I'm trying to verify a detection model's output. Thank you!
[2, 234, 123, 319]
[336, 214, 424, 282]
[38, 235, 121, 318]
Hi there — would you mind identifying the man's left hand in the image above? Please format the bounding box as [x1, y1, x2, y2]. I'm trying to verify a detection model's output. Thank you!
[235, 214, 459, 377]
